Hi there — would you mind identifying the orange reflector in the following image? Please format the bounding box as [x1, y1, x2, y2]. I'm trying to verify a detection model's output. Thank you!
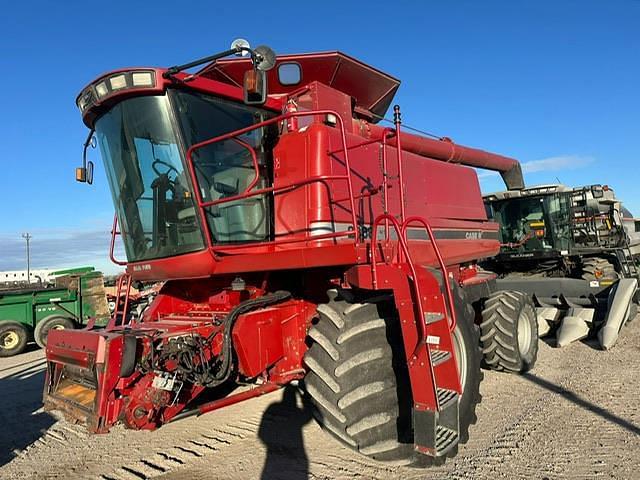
[535, 229, 545, 237]
[56, 380, 96, 409]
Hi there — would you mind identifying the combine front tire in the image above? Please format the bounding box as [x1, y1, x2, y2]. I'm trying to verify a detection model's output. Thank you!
[0, 322, 29, 357]
[480, 291, 538, 373]
[304, 290, 481, 466]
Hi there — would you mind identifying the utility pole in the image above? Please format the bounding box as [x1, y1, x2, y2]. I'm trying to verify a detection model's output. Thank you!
[22, 233, 31, 285]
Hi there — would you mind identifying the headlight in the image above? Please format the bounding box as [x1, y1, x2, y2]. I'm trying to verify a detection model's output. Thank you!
[132, 71, 154, 87]
[109, 75, 127, 90]
[76, 70, 157, 113]
[95, 82, 109, 98]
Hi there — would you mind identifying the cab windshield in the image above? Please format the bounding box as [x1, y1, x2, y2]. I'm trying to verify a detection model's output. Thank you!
[488, 194, 571, 252]
[95, 91, 274, 263]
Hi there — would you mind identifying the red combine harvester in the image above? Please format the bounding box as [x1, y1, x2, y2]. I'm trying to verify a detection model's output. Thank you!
[44, 40, 538, 466]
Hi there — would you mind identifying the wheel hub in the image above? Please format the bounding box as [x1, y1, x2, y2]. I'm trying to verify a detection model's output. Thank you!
[517, 309, 533, 355]
[1, 331, 19, 349]
[452, 326, 467, 391]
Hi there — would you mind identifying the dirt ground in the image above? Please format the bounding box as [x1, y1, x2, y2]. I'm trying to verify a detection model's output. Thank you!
[1, 316, 639, 480]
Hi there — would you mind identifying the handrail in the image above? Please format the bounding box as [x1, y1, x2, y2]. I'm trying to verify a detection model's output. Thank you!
[109, 215, 127, 266]
[198, 174, 349, 209]
[106, 272, 132, 330]
[393, 106, 406, 223]
[379, 127, 396, 240]
[229, 137, 262, 194]
[185, 109, 359, 251]
[402, 216, 457, 332]
[371, 214, 427, 345]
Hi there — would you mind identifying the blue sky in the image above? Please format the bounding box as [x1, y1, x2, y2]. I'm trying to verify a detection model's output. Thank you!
[1, 1, 638, 274]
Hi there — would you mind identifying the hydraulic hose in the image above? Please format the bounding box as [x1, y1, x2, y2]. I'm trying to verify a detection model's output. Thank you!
[204, 290, 292, 387]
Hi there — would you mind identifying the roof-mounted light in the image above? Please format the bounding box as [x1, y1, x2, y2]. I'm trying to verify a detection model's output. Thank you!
[95, 82, 108, 98]
[132, 71, 154, 87]
[109, 74, 127, 90]
[76, 70, 157, 113]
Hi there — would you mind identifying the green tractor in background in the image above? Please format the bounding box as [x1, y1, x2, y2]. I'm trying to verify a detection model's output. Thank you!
[0, 267, 110, 357]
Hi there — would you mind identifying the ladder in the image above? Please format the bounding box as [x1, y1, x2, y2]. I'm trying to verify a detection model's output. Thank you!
[106, 273, 132, 329]
[366, 106, 462, 457]
[370, 213, 462, 457]
[611, 208, 639, 279]
[570, 188, 599, 247]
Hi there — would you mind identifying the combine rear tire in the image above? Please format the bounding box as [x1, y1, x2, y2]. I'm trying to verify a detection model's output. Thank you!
[480, 291, 538, 373]
[34, 315, 75, 349]
[0, 322, 29, 357]
[581, 257, 619, 282]
[304, 290, 481, 466]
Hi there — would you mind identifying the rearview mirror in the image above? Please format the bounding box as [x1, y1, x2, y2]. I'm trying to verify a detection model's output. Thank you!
[77, 130, 96, 184]
[244, 69, 267, 105]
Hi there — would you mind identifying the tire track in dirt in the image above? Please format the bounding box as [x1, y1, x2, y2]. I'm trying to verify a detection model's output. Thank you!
[95, 418, 269, 480]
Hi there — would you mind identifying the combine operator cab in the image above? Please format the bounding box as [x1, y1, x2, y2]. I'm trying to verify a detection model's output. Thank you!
[484, 184, 640, 281]
[45, 40, 538, 466]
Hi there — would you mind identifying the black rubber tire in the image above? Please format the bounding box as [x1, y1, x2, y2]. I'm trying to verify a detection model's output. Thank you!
[303, 289, 481, 467]
[450, 284, 483, 443]
[480, 290, 538, 373]
[34, 315, 75, 349]
[0, 321, 29, 357]
[581, 257, 619, 282]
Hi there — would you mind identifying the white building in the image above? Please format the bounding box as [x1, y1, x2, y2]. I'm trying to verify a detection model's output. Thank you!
[0, 269, 56, 286]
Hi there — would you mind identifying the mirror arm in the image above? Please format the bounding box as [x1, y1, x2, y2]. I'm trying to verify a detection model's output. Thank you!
[82, 129, 95, 169]
[76, 128, 95, 184]
[163, 46, 254, 78]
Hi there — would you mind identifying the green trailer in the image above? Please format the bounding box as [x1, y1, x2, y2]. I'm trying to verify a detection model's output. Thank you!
[0, 269, 109, 357]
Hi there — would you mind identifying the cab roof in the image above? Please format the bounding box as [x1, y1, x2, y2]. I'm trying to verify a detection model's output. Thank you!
[198, 51, 400, 122]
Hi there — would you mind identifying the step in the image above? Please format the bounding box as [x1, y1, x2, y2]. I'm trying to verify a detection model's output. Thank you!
[436, 388, 458, 409]
[430, 349, 451, 367]
[435, 426, 459, 455]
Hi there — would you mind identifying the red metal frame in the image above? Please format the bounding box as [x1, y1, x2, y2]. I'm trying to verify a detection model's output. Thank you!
[185, 109, 360, 252]
[176, 372, 303, 420]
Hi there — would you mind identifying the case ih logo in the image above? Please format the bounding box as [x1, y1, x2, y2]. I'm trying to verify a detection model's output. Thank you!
[465, 231, 483, 240]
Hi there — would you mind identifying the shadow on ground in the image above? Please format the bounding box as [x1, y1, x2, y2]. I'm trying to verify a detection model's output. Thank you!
[0, 360, 55, 466]
[258, 386, 314, 480]
[522, 372, 640, 435]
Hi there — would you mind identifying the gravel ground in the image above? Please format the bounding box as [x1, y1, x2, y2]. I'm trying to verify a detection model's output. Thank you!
[1, 316, 638, 480]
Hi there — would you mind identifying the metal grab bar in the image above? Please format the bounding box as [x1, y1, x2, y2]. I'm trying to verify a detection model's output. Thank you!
[370, 214, 458, 341]
[109, 215, 127, 266]
[401, 216, 457, 332]
[198, 174, 349, 209]
[230, 137, 262, 195]
[185, 109, 359, 250]
[371, 214, 428, 346]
